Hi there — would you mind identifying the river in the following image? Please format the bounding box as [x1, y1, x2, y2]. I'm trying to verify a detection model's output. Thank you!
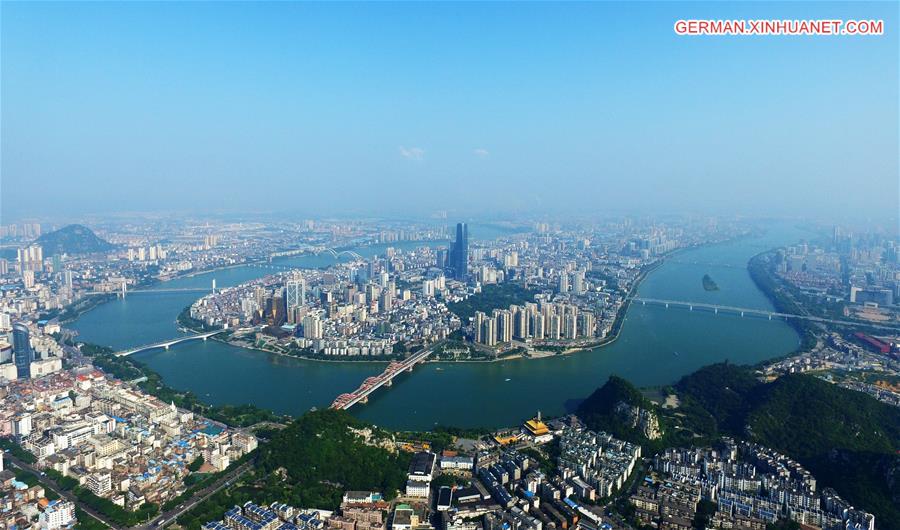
[70, 223, 806, 431]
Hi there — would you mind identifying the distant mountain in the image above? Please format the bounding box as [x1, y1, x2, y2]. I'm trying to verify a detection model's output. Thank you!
[35, 224, 114, 256]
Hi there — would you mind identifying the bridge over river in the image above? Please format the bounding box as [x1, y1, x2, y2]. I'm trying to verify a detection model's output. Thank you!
[115, 330, 226, 357]
[331, 346, 434, 410]
[630, 297, 900, 331]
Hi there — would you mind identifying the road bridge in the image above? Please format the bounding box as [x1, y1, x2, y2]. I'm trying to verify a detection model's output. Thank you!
[246, 263, 297, 272]
[84, 279, 219, 297]
[312, 247, 364, 260]
[630, 297, 900, 331]
[664, 260, 746, 269]
[85, 288, 214, 295]
[116, 330, 226, 357]
[331, 347, 434, 410]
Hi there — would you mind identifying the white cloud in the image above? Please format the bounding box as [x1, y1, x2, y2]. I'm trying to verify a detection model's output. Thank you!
[399, 146, 425, 161]
[473, 148, 490, 158]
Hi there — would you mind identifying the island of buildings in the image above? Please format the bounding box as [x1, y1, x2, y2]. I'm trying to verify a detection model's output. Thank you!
[183, 220, 723, 361]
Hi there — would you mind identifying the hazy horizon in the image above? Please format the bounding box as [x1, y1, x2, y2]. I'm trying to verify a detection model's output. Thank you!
[2, 2, 897, 222]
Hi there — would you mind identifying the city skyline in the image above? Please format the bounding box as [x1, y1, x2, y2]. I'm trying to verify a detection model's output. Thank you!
[1, 3, 899, 529]
[2, 2, 897, 221]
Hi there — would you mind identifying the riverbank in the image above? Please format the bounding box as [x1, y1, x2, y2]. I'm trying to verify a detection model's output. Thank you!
[747, 250, 818, 354]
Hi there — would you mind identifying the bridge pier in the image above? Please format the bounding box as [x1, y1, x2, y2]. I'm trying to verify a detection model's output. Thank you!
[741, 311, 744, 317]
[768, 314, 772, 320]
[360, 396, 368, 404]
[164, 344, 170, 350]
[714, 308, 718, 314]
[665, 303, 669, 309]
[385, 380, 392, 387]
[689, 305, 692, 311]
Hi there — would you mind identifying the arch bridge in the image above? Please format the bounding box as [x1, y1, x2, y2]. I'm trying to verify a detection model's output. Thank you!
[115, 330, 226, 357]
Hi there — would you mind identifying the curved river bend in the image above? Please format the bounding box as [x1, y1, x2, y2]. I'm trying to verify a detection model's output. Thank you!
[72, 226, 804, 430]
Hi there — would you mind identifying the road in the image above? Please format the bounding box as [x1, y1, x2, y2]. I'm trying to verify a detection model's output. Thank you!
[4, 452, 122, 529]
[137, 461, 253, 530]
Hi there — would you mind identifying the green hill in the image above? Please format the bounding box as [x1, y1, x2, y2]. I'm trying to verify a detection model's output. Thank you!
[256, 409, 410, 506]
[580, 365, 900, 527]
[577, 375, 657, 443]
[35, 224, 113, 256]
[673, 364, 900, 529]
[176, 410, 410, 530]
[579, 375, 650, 412]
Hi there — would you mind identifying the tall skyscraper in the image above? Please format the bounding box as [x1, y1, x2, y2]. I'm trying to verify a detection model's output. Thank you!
[301, 314, 323, 339]
[450, 222, 468, 281]
[286, 278, 306, 310]
[13, 323, 32, 379]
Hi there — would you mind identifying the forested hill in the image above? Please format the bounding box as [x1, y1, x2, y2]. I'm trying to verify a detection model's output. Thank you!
[577, 364, 900, 528]
[35, 224, 114, 256]
[256, 410, 410, 507]
[175, 410, 411, 530]
[675, 364, 900, 530]
[576, 375, 658, 446]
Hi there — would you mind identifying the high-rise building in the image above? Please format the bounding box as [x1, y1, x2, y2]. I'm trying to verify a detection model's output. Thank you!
[450, 223, 468, 281]
[572, 270, 586, 295]
[22, 270, 35, 289]
[497, 310, 513, 343]
[270, 295, 287, 326]
[17, 245, 43, 272]
[474, 311, 485, 343]
[480, 317, 497, 346]
[564, 314, 577, 340]
[13, 323, 32, 379]
[579, 312, 595, 338]
[435, 248, 449, 269]
[379, 289, 394, 312]
[301, 315, 323, 339]
[549, 314, 561, 340]
[286, 278, 306, 310]
[558, 273, 569, 294]
[531, 313, 545, 340]
[514, 307, 528, 339]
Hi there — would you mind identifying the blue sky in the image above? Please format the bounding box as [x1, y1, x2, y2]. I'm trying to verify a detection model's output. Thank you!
[1, 1, 897, 222]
